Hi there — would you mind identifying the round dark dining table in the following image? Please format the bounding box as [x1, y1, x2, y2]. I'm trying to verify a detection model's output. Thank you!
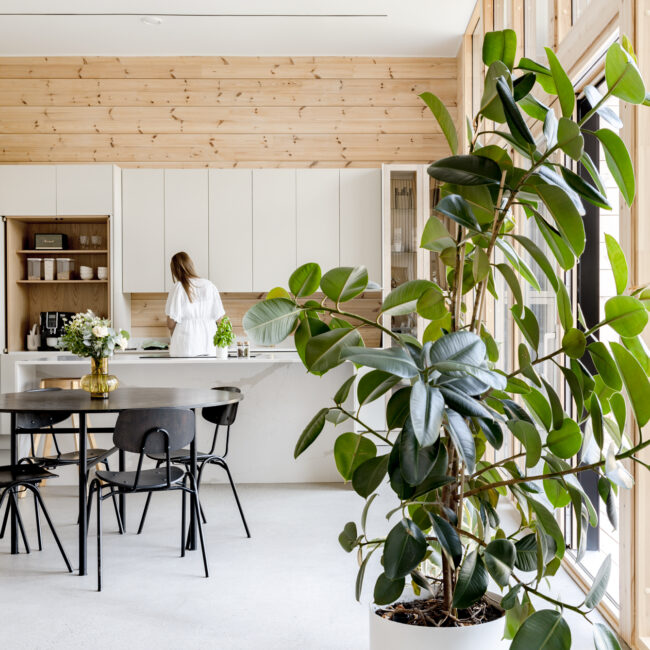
[0, 387, 243, 575]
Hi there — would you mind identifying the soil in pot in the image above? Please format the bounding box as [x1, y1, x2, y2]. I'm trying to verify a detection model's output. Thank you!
[375, 594, 502, 628]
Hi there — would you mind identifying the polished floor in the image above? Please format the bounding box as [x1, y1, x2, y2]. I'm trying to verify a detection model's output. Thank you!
[0, 483, 625, 649]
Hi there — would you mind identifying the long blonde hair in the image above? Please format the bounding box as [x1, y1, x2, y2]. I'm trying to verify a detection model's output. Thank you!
[170, 251, 199, 302]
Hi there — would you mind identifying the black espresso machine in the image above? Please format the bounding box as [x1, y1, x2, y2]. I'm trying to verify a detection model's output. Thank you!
[39, 311, 75, 351]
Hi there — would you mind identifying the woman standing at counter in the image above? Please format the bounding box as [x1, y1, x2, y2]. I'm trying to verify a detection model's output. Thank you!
[166, 251, 225, 357]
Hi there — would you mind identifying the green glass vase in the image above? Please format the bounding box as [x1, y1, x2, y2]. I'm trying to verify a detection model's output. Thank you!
[80, 357, 118, 399]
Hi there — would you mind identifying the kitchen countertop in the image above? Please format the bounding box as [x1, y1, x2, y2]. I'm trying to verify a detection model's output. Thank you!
[13, 352, 304, 365]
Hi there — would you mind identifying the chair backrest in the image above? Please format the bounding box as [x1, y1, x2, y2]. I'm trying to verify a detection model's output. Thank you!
[16, 388, 72, 429]
[201, 386, 241, 426]
[113, 408, 195, 454]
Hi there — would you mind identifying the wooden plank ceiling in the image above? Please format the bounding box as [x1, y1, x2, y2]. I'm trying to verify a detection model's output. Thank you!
[0, 56, 457, 167]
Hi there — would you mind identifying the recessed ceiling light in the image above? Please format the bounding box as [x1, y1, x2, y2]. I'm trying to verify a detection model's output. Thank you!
[140, 15, 163, 26]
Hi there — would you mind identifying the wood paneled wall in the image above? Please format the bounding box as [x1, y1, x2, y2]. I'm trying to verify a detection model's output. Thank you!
[0, 56, 456, 167]
[131, 291, 383, 347]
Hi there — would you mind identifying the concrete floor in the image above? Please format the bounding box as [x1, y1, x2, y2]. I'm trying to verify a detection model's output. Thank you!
[0, 483, 625, 649]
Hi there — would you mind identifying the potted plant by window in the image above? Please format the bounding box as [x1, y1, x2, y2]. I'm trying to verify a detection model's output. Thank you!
[60, 311, 129, 399]
[214, 315, 235, 359]
[243, 30, 650, 650]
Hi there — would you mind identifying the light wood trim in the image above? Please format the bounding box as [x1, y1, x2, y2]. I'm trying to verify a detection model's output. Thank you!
[0, 57, 457, 80]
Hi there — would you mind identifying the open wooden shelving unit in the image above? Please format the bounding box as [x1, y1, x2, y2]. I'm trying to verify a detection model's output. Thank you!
[4, 214, 111, 352]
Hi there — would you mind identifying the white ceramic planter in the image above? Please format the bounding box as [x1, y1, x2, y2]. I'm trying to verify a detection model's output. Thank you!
[369, 593, 508, 650]
[215, 346, 229, 359]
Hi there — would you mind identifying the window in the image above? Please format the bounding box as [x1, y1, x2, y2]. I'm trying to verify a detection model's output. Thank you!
[524, 0, 553, 60]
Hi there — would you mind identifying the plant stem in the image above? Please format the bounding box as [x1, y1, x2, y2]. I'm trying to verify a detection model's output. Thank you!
[513, 576, 591, 619]
[469, 452, 527, 479]
[310, 304, 400, 343]
[506, 348, 564, 379]
[335, 407, 392, 445]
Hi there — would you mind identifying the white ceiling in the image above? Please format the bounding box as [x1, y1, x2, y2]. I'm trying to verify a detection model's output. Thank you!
[0, 0, 476, 56]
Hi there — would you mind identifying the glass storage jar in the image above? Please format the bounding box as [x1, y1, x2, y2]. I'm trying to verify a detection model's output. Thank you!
[56, 257, 74, 280]
[27, 258, 42, 281]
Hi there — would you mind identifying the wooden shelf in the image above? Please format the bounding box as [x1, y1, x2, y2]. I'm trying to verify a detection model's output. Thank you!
[17, 280, 108, 284]
[17, 249, 108, 254]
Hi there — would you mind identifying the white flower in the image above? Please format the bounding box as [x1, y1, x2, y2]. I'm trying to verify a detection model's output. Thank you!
[92, 325, 109, 338]
[117, 336, 128, 350]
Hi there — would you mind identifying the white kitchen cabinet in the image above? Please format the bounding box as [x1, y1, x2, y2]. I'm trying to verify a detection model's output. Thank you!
[252, 169, 296, 291]
[164, 169, 209, 291]
[121, 169, 165, 293]
[296, 169, 339, 273]
[56, 165, 114, 215]
[0, 165, 56, 216]
[339, 168, 382, 284]
[208, 170, 253, 292]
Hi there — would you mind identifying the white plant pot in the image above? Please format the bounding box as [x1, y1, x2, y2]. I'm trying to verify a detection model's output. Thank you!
[369, 592, 508, 650]
[215, 346, 229, 359]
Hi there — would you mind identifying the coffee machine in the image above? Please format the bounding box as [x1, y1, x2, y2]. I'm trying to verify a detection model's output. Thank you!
[39, 312, 74, 351]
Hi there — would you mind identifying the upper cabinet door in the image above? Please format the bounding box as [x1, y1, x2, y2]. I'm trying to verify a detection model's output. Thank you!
[296, 169, 339, 273]
[121, 169, 165, 293]
[208, 169, 253, 292]
[164, 169, 209, 291]
[57, 165, 113, 215]
[252, 169, 296, 292]
[339, 169, 382, 285]
[0, 165, 56, 216]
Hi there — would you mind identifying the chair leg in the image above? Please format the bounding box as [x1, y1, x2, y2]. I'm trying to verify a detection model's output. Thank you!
[101, 461, 124, 535]
[40, 435, 53, 490]
[26, 485, 72, 573]
[96, 481, 102, 591]
[0, 495, 10, 539]
[11, 491, 31, 553]
[196, 462, 209, 524]
[181, 479, 187, 558]
[33, 490, 43, 551]
[188, 475, 209, 578]
[137, 460, 163, 534]
[214, 459, 251, 538]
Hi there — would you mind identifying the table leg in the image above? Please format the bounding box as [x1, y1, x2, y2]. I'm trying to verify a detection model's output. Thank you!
[118, 450, 126, 529]
[78, 412, 87, 576]
[188, 408, 198, 551]
[10, 412, 18, 554]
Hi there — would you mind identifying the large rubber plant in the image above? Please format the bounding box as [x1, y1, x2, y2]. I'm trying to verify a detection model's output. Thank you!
[243, 30, 650, 649]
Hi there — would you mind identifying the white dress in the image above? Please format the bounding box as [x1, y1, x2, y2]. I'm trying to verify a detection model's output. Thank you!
[165, 278, 225, 357]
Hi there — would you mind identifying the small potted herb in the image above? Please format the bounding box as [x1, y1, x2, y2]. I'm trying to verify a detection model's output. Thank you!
[214, 316, 235, 359]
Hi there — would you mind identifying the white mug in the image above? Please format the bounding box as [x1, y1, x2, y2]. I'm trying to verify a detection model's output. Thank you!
[26, 333, 41, 351]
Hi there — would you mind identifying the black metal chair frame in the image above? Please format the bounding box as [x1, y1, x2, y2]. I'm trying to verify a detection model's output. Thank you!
[87, 408, 208, 591]
[0, 465, 72, 572]
[137, 386, 249, 538]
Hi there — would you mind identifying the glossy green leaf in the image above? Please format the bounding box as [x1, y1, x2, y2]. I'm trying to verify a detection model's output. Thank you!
[485, 539, 516, 587]
[382, 279, 437, 316]
[431, 514, 462, 568]
[580, 150, 607, 196]
[333, 375, 356, 405]
[266, 286, 291, 300]
[420, 91, 458, 155]
[341, 347, 419, 379]
[417, 288, 447, 320]
[497, 263, 524, 312]
[420, 216, 454, 252]
[357, 369, 400, 406]
[338, 521, 358, 552]
[605, 41, 646, 104]
[528, 498, 565, 559]
[508, 420, 542, 468]
[334, 433, 377, 481]
[588, 341, 622, 391]
[386, 386, 411, 430]
[512, 234, 559, 291]
[535, 183, 585, 257]
[622, 335, 650, 373]
[320, 266, 368, 303]
[514, 72, 536, 99]
[593, 622, 623, 650]
[398, 422, 438, 485]
[452, 550, 488, 609]
[373, 573, 405, 606]
[518, 57, 557, 93]
[429, 330, 486, 365]
[355, 548, 374, 601]
[410, 381, 444, 447]
[594, 128, 635, 206]
[611, 342, 650, 427]
[562, 328, 586, 359]
[556, 281, 573, 331]
[556, 117, 584, 160]
[441, 182, 497, 225]
[383, 518, 428, 580]
[295, 315, 329, 368]
[243, 297, 301, 345]
[534, 213, 575, 271]
[584, 85, 623, 129]
[351, 454, 389, 498]
[548, 419, 582, 459]
[544, 477, 572, 508]
[289, 263, 322, 297]
[483, 29, 517, 69]
[513, 305, 540, 350]
[294, 407, 328, 457]
[513, 533, 537, 573]
[522, 388, 553, 431]
[511, 610, 571, 650]
[546, 48, 575, 118]
[605, 234, 628, 295]
[604, 295, 648, 337]
[427, 154, 502, 186]
[560, 165, 611, 209]
[305, 327, 362, 374]
[520, 93, 550, 121]
[446, 409, 476, 473]
[496, 76, 536, 147]
[434, 193, 480, 230]
[585, 554, 612, 609]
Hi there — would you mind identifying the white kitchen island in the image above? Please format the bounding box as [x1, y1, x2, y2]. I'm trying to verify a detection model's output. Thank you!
[1, 351, 355, 485]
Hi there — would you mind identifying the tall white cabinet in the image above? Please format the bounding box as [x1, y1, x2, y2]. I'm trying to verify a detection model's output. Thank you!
[252, 169, 297, 291]
[209, 170, 253, 292]
[164, 170, 209, 291]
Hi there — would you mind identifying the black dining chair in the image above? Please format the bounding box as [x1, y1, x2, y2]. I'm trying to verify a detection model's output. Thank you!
[17, 388, 123, 533]
[87, 407, 208, 591]
[0, 462, 72, 572]
[137, 386, 249, 538]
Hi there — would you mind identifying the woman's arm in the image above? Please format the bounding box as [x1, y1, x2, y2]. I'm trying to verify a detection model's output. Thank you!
[166, 316, 177, 334]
